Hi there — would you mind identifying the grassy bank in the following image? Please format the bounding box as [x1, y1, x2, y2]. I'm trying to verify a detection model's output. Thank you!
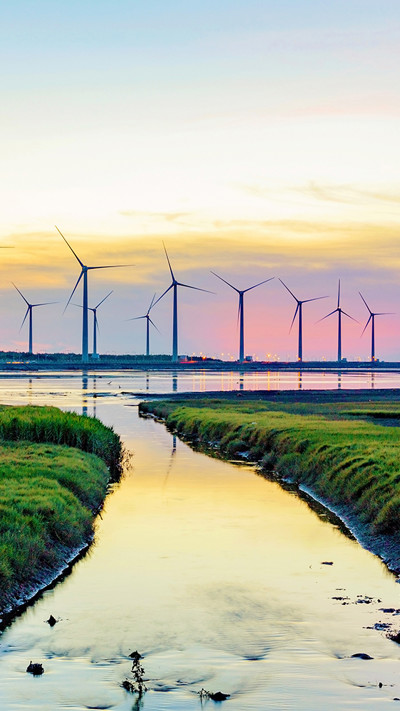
[0, 406, 122, 615]
[140, 396, 400, 564]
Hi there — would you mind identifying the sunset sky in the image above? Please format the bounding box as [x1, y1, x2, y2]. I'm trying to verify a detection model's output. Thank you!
[1, 1, 400, 360]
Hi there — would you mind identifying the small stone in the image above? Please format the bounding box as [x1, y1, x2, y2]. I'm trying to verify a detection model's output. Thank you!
[122, 679, 135, 693]
[321, 561, 333, 565]
[351, 653, 374, 660]
[46, 615, 57, 627]
[209, 691, 230, 701]
[26, 661, 44, 675]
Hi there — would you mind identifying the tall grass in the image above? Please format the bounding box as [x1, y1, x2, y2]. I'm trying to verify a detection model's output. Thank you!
[140, 398, 400, 538]
[0, 405, 123, 614]
[0, 405, 122, 475]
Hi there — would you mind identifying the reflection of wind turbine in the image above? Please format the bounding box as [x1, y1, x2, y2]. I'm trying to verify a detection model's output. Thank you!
[279, 279, 327, 362]
[127, 293, 159, 357]
[74, 291, 113, 359]
[154, 244, 213, 362]
[317, 280, 357, 362]
[12, 283, 57, 355]
[56, 226, 132, 363]
[359, 292, 393, 362]
[211, 272, 274, 362]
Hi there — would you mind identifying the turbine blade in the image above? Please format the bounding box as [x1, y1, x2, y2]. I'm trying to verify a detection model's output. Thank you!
[95, 314, 100, 334]
[12, 282, 30, 306]
[19, 307, 30, 332]
[361, 315, 372, 336]
[279, 278, 297, 302]
[302, 295, 329, 303]
[316, 309, 337, 324]
[152, 283, 173, 308]
[88, 264, 133, 270]
[148, 292, 157, 313]
[126, 315, 146, 321]
[64, 271, 83, 313]
[341, 310, 358, 323]
[177, 282, 214, 294]
[55, 225, 84, 267]
[244, 277, 274, 292]
[32, 301, 58, 308]
[163, 242, 175, 280]
[237, 299, 241, 328]
[289, 303, 299, 333]
[95, 290, 113, 309]
[210, 270, 239, 292]
[148, 317, 161, 334]
[375, 312, 395, 316]
[337, 279, 341, 308]
[359, 291, 371, 313]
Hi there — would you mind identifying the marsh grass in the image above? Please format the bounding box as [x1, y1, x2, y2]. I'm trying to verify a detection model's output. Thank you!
[0, 406, 123, 613]
[140, 398, 400, 537]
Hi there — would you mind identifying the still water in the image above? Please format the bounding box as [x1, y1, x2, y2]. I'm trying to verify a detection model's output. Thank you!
[0, 370, 400, 710]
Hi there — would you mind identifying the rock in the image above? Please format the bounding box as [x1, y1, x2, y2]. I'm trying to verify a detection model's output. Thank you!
[129, 650, 142, 661]
[380, 608, 396, 613]
[209, 691, 230, 701]
[351, 653, 374, 660]
[321, 561, 333, 565]
[388, 631, 400, 644]
[26, 661, 44, 675]
[46, 615, 57, 626]
[122, 679, 135, 693]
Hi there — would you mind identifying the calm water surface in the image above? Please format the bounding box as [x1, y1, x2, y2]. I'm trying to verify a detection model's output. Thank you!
[0, 371, 400, 710]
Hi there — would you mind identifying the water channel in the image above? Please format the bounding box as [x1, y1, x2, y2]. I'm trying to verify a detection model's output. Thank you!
[1, 370, 400, 709]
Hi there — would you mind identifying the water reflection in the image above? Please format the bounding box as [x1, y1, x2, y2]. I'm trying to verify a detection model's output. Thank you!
[82, 371, 88, 415]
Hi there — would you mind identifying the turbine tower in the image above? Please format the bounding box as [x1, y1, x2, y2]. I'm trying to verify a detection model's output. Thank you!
[279, 279, 327, 362]
[211, 271, 274, 362]
[359, 292, 393, 362]
[75, 291, 113, 359]
[127, 293, 159, 357]
[318, 280, 357, 362]
[12, 283, 56, 355]
[56, 226, 131, 364]
[154, 244, 212, 363]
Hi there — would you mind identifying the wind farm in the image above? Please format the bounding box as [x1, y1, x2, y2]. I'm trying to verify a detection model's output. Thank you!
[0, 241, 398, 368]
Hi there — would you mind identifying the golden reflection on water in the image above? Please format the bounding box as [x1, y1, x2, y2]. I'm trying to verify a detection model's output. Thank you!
[0, 375, 400, 709]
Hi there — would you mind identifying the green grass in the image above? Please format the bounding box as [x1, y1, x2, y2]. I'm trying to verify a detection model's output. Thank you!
[140, 398, 400, 538]
[0, 406, 123, 614]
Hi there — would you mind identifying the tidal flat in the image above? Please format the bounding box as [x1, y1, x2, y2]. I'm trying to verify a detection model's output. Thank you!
[1, 374, 400, 710]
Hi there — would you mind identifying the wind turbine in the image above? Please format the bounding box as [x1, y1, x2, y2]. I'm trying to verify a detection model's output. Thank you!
[211, 271, 274, 362]
[317, 280, 357, 362]
[279, 279, 328, 362]
[127, 293, 160, 357]
[154, 244, 212, 362]
[359, 292, 393, 362]
[74, 291, 113, 359]
[56, 226, 131, 363]
[12, 283, 57, 355]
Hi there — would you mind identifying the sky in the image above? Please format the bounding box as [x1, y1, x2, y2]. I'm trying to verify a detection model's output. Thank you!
[0, 0, 400, 361]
